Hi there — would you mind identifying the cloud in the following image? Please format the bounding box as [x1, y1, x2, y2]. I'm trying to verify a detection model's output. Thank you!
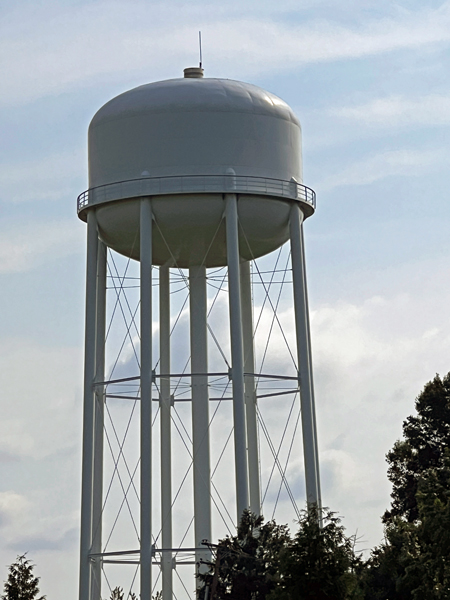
[8, 527, 78, 553]
[309, 289, 450, 540]
[0, 338, 82, 460]
[318, 147, 447, 190]
[0, 150, 85, 204]
[1, 1, 450, 107]
[0, 219, 84, 274]
[0, 492, 30, 529]
[331, 94, 450, 128]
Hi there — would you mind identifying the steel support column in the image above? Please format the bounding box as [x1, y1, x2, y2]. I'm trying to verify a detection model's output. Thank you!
[189, 265, 212, 577]
[79, 210, 99, 600]
[289, 202, 321, 509]
[140, 198, 153, 600]
[160, 266, 173, 600]
[225, 193, 249, 521]
[300, 226, 322, 509]
[240, 260, 260, 515]
[91, 239, 107, 600]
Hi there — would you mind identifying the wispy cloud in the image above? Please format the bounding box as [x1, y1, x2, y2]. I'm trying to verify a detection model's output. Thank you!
[1, 1, 450, 107]
[8, 527, 78, 552]
[310, 290, 450, 541]
[331, 94, 450, 128]
[0, 338, 82, 460]
[318, 147, 447, 190]
[0, 219, 84, 274]
[0, 491, 30, 529]
[0, 150, 85, 204]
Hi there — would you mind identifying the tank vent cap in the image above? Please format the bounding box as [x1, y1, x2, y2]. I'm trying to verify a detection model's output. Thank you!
[183, 67, 204, 78]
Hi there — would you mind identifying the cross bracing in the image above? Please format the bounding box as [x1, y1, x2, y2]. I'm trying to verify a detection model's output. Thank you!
[82, 210, 316, 600]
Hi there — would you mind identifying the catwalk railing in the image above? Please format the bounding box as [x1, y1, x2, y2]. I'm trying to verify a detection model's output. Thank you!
[77, 174, 316, 213]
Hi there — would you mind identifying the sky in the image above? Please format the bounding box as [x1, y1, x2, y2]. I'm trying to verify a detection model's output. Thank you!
[1, 0, 450, 597]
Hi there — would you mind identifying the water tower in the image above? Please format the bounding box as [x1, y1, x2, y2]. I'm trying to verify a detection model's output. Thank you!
[77, 67, 321, 600]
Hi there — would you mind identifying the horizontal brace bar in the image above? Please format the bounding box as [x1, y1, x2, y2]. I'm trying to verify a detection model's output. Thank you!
[105, 395, 233, 402]
[102, 560, 141, 565]
[106, 394, 141, 401]
[105, 391, 298, 402]
[251, 373, 299, 381]
[89, 547, 203, 557]
[155, 372, 228, 379]
[95, 372, 298, 388]
[89, 549, 140, 557]
[256, 389, 299, 399]
[102, 560, 197, 566]
[94, 375, 140, 387]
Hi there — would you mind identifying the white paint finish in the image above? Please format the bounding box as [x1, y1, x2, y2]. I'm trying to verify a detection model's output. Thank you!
[140, 198, 153, 600]
[88, 77, 300, 189]
[189, 265, 212, 574]
[225, 193, 250, 520]
[159, 266, 173, 600]
[300, 226, 322, 510]
[79, 211, 99, 600]
[84, 74, 307, 267]
[290, 202, 321, 509]
[240, 260, 261, 515]
[93, 193, 297, 267]
[91, 240, 107, 600]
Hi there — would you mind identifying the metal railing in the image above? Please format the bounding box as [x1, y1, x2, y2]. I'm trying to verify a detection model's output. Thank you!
[77, 174, 316, 213]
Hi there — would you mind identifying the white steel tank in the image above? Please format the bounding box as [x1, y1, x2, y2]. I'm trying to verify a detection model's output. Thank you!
[78, 67, 315, 267]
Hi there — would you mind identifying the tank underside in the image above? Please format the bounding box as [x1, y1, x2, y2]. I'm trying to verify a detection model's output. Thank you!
[86, 193, 307, 268]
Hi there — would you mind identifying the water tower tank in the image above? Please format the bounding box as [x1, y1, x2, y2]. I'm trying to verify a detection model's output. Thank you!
[78, 68, 315, 267]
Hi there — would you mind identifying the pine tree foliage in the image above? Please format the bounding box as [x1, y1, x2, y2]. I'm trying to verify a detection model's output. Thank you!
[197, 510, 291, 599]
[109, 585, 158, 600]
[272, 506, 363, 600]
[197, 508, 362, 599]
[1, 555, 45, 600]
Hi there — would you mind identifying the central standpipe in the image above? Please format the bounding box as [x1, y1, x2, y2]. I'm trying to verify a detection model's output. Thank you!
[159, 266, 173, 600]
[189, 266, 212, 571]
[225, 194, 250, 519]
[140, 198, 153, 600]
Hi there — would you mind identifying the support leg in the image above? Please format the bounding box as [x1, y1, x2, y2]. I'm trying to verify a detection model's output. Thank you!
[189, 265, 212, 581]
[140, 198, 153, 600]
[91, 240, 107, 600]
[300, 225, 322, 509]
[240, 261, 260, 515]
[79, 210, 99, 600]
[160, 266, 173, 600]
[289, 202, 321, 510]
[225, 194, 249, 521]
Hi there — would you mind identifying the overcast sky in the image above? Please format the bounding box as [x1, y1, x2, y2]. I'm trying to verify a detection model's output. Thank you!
[1, 0, 450, 598]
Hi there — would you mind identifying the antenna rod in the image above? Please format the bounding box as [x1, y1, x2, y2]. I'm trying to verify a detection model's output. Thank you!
[199, 31, 202, 68]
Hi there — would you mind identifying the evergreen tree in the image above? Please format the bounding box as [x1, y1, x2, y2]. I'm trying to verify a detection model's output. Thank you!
[1, 555, 45, 600]
[198, 508, 363, 600]
[197, 509, 291, 599]
[109, 585, 156, 599]
[271, 506, 363, 600]
[364, 372, 450, 599]
[362, 460, 450, 600]
[384, 372, 450, 523]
